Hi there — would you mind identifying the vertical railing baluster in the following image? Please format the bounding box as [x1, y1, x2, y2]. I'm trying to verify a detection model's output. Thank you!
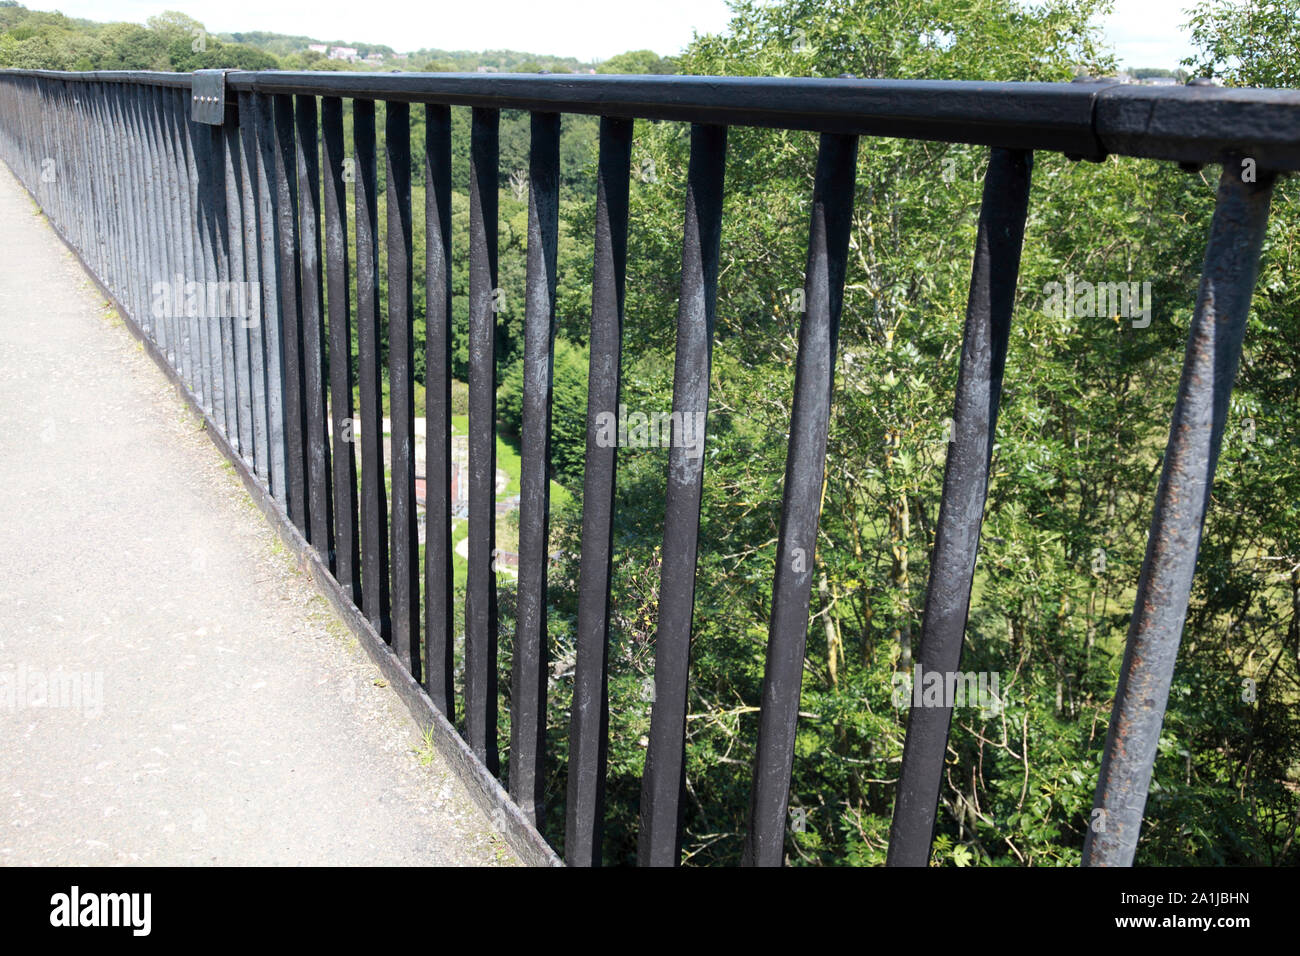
[743, 132, 858, 868]
[60, 82, 76, 251]
[113, 86, 144, 342]
[424, 103, 455, 717]
[95, 87, 118, 317]
[237, 90, 270, 484]
[886, 148, 1034, 866]
[73, 86, 102, 313]
[84, 86, 104, 282]
[42, 82, 63, 240]
[1084, 163, 1276, 867]
[65, 82, 79, 253]
[323, 96, 361, 604]
[510, 110, 561, 827]
[62, 81, 77, 257]
[44, 82, 61, 226]
[59, 81, 74, 242]
[295, 94, 335, 566]
[638, 123, 727, 867]
[50, 82, 69, 246]
[354, 99, 391, 636]
[75, 83, 94, 274]
[387, 101, 419, 680]
[467, 106, 501, 773]
[70, 84, 93, 277]
[88, 85, 120, 310]
[105, 82, 125, 303]
[129, 88, 168, 381]
[210, 117, 238, 442]
[106, 85, 138, 340]
[81, 86, 101, 281]
[118, 85, 142, 352]
[272, 93, 308, 533]
[66, 82, 82, 267]
[565, 115, 633, 867]
[165, 87, 197, 382]
[65, 83, 84, 267]
[253, 92, 289, 505]
[78, 84, 95, 276]
[190, 100, 217, 409]
[180, 89, 208, 393]
[150, 87, 182, 381]
[225, 112, 254, 465]
[206, 119, 237, 441]
[93, 85, 113, 286]
[79, 85, 100, 278]
[170, 87, 201, 389]
[101, 83, 121, 295]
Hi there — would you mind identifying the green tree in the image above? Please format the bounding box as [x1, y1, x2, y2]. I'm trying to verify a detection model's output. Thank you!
[597, 49, 677, 74]
[538, 0, 1299, 867]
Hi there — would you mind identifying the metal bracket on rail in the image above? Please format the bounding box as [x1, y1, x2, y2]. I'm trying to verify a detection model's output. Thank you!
[191, 70, 236, 126]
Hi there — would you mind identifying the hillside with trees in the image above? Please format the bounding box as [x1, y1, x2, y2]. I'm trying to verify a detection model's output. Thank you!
[533, 0, 1300, 865]
[0, 3, 675, 74]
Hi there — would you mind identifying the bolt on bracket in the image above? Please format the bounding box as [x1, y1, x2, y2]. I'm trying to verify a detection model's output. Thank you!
[191, 70, 235, 125]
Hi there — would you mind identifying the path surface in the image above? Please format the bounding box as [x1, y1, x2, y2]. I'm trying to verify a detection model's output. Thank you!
[0, 165, 513, 866]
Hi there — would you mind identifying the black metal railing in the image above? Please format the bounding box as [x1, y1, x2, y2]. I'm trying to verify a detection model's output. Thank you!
[1, 68, 1296, 867]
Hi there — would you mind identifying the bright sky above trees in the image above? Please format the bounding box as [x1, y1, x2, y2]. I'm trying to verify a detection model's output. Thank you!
[21, 0, 1197, 67]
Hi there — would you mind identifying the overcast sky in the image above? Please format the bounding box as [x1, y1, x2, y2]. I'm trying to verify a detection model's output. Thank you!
[22, 0, 1201, 69]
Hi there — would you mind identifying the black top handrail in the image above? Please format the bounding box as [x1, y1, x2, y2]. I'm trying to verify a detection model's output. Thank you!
[4, 68, 1300, 168]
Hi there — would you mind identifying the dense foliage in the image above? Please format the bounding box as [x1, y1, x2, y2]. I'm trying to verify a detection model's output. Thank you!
[531, 0, 1300, 865]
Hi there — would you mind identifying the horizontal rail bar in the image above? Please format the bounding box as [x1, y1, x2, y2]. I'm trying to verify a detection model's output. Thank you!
[6, 70, 1300, 168]
[1095, 84, 1300, 172]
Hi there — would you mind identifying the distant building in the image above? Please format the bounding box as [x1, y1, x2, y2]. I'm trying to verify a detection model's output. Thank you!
[308, 43, 328, 55]
[329, 47, 359, 62]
